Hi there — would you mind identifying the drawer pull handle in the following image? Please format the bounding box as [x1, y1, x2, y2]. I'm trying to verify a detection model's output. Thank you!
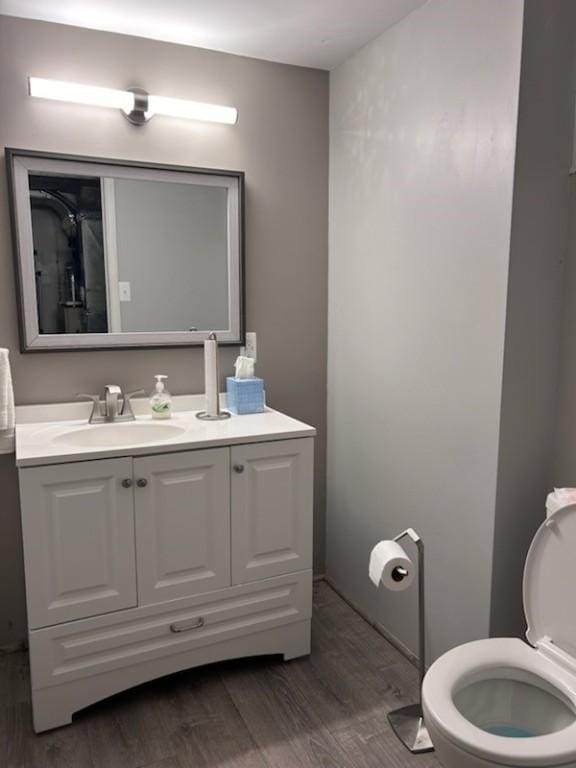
[121, 478, 133, 488]
[170, 617, 205, 633]
[136, 478, 148, 488]
[233, 464, 245, 473]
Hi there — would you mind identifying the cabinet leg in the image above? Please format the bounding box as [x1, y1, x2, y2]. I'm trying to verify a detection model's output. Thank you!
[283, 619, 311, 661]
[32, 689, 74, 733]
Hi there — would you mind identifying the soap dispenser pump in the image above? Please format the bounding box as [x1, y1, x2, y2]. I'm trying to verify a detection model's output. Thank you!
[149, 375, 172, 419]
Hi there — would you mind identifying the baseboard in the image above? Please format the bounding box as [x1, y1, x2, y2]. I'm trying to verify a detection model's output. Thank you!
[323, 575, 419, 669]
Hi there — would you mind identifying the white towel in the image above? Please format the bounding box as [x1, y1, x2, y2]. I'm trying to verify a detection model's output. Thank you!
[0, 348, 15, 454]
[545, 488, 576, 517]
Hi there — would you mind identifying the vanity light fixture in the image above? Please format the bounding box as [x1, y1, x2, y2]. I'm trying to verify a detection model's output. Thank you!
[28, 77, 238, 126]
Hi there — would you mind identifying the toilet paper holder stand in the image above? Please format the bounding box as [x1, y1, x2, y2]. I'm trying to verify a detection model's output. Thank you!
[386, 527, 434, 754]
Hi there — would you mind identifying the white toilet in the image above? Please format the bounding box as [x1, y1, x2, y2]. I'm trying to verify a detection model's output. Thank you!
[422, 503, 576, 768]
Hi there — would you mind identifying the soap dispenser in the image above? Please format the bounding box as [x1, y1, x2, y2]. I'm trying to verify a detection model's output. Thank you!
[149, 375, 172, 419]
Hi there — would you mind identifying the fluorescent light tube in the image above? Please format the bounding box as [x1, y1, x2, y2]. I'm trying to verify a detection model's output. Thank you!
[147, 94, 238, 125]
[29, 77, 134, 113]
[28, 77, 238, 126]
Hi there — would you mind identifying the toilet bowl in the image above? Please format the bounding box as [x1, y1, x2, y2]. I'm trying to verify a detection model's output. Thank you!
[422, 504, 576, 768]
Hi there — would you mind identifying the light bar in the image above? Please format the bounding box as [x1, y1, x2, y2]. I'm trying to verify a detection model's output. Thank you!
[28, 77, 238, 126]
[148, 94, 237, 125]
[29, 77, 134, 113]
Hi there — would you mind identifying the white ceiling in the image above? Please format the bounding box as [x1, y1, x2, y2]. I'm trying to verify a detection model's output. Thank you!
[0, 0, 427, 70]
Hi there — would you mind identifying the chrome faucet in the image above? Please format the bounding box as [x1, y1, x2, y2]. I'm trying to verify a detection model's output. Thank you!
[78, 386, 145, 424]
[104, 384, 122, 421]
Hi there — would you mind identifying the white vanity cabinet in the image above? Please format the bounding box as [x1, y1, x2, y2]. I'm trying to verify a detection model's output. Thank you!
[16, 409, 315, 733]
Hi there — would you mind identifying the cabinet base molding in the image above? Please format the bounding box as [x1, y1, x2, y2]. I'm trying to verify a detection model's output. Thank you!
[32, 619, 310, 732]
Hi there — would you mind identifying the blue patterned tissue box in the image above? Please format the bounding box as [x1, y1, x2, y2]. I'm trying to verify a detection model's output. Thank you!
[226, 377, 265, 414]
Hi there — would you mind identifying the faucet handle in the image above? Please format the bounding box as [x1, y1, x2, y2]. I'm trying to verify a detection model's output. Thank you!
[77, 393, 100, 402]
[122, 389, 145, 419]
[77, 393, 103, 423]
[125, 389, 146, 399]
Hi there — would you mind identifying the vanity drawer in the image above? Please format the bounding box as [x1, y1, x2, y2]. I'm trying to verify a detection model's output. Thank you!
[29, 570, 312, 689]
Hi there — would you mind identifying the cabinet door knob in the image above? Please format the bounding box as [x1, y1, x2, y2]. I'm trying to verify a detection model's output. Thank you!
[233, 464, 245, 474]
[136, 478, 148, 488]
[121, 478, 133, 488]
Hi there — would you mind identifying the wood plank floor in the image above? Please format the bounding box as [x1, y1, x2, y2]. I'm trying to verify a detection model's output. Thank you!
[0, 582, 442, 768]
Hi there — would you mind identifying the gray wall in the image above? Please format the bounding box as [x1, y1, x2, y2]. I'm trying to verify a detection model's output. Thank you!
[115, 180, 229, 332]
[0, 15, 328, 647]
[555, 205, 576, 485]
[491, 0, 576, 639]
[552, 31, 576, 492]
[327, 0, 524, 662]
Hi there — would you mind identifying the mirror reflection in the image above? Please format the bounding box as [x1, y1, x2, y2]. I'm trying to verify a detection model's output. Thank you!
[31, 173, 105, 334]
[30, 174, 229, 335]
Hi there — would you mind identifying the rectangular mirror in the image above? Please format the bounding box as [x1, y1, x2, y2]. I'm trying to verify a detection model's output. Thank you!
[7, 149, 244, 350]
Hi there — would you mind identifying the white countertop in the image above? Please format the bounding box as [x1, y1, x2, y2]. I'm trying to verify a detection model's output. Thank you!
[15, 395, 316, 467]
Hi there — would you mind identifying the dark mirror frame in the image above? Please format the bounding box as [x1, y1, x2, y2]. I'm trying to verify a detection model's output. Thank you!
[6, 148, 245, 352]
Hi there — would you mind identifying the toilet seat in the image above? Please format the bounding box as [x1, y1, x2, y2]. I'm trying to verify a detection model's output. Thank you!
[423, 638, 576, 766]
[423, 504, 576, 767]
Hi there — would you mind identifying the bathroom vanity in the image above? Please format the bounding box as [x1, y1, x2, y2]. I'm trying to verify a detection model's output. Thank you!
[15, 397, 315, 732]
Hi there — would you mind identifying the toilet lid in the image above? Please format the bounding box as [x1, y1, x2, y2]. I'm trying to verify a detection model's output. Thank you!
[523, 503, 576, 659]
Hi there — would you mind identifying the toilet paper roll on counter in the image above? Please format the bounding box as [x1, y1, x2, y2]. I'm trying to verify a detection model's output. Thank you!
[204, 334, 219, 415]
[369, 540, 415, 591]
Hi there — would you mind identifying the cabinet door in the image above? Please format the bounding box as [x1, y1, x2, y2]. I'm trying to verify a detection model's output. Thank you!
[134, 448, 230, 605]
[231, 438, 313, 583]
[19, 458, 137, 629]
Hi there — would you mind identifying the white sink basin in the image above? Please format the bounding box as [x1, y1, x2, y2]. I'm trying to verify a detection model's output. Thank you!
[53, 422, 186, 449]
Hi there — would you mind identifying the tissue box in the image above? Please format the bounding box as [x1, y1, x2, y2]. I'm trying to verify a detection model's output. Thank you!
[226, 377, 265, 414]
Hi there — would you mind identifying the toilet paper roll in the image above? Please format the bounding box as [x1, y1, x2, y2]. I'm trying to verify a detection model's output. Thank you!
[369, 540, 415, 591]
